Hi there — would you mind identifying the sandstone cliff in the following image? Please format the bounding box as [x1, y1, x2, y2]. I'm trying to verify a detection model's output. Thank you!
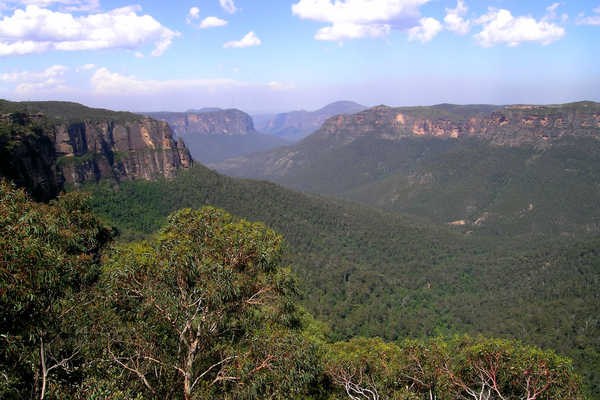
[0, 101, 193, 200]
[55, 117, 192, 185]
[146, 109, 257, 136]
[315, 101, 600, 147]
[213, 101, 600, 181]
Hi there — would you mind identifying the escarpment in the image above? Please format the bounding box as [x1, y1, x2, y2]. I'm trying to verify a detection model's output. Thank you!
[0, 100, 192, 201]
[315, 101, 600, 146]
[55, 117, 192, 185]
[146, 109, 257, 137]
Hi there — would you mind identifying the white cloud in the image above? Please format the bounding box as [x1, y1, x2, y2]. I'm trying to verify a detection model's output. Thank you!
[186, 6, 200, 23]
[0, 5, 180, 56]
[219, 0, 237, 14]
[90, 67, 289, 96]
[224, 31, 261, 48]
[408, 17, 442, 43]
[474, 8, 565, 47]
[91, 68, 241, 94]
[576, 6, 600, 25]
[444, 0, 470, 35]
[0, 64, 69, 93]
[291, 0, 430, 41]
[3, 0, 100, 12]
[198, 16, 227, 29]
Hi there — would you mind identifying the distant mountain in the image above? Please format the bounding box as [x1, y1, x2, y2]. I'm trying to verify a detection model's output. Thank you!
[214, 101, 600, 235]
[186, 107, 222, 113]
[145, 109, 289, 164]
[253, 100, 367, 141]
[0, 100, 192, 201]
[146, 108, 256, 137]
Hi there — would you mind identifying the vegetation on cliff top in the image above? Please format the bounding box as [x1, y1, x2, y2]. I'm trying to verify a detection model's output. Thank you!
[0, 99, 141, 123]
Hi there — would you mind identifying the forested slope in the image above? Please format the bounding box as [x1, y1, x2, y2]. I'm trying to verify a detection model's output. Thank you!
[80, 165, 600, 396]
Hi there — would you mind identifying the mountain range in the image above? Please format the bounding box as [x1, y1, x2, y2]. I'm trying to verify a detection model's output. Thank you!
[214, 101, 600, 236]
[253, 100, 367, 141]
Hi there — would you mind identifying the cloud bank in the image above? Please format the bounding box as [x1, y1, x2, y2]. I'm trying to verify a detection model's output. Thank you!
[291, 0, 430, 41]
[0, 5, 179, 56]
[474, 8, 565, 47]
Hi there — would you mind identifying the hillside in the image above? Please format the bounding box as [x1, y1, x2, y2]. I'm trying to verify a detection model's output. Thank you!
[146, 108, 289, 163]
[80, 165, 600, 395]
[253, 100, 367, 142]
[215, 101, 600, 236]
[0, 100, 192, 200]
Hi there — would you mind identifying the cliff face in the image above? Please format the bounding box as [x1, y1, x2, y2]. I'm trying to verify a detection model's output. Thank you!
[213, 101, 600, 182]
[0, 101, 193, 200]
[55, 117, 192, 185]
[0, 112, 63, 201]
[146, 109, 257, 137]
[316, 102, 600, 147]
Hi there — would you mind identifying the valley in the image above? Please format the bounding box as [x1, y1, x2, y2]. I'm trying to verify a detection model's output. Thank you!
[214, 101, 600, 236]
[1, 1, 597, 397]
[1, 99, 598, 398]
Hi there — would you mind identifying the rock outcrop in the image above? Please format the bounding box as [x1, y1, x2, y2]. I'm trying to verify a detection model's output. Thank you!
[0, 101, 193, 200]
[55, 117, 192, 185]
[213, 101, 600, 182]
[0, 112, 63, 201]
[146, 109, 257, 137]
[315, 101, 600, 147]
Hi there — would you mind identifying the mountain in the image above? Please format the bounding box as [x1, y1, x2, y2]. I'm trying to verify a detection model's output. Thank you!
[185, 107, 222, 113]
[214, 101, 600, 235]
[253, 100, 368, 141]
[146, 108, 256, 137]
[146, 109, 289, 163]
[0, 100, 192, 201]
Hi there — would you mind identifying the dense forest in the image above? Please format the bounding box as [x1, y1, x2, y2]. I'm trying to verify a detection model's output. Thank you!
[76, 165, 600, 398]
[0, 180, 588, 399]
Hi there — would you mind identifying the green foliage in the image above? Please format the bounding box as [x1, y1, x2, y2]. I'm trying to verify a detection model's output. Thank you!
[93, 207, 321, 399]
[0, 99, 141, 124]
[78, 166, 600, 396]
[0, 180, 111, 398]
[325, 335, 584, 400]
[341, 137, 600, 236]
[0, 175, 591, 399]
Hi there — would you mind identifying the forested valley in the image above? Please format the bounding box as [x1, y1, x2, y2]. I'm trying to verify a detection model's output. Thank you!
[0, 180, 589, 399]
[1, 101, 598, 399]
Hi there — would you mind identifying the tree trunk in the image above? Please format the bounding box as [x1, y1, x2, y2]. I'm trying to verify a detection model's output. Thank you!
[40, 336, 47, 400]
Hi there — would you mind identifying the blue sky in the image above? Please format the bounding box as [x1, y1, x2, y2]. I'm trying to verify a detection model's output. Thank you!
[0, 0, 599, 113]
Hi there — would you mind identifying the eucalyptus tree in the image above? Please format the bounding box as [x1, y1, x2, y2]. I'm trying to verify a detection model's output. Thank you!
[97, 207, 321, 399]
[0, 180, 111, 399]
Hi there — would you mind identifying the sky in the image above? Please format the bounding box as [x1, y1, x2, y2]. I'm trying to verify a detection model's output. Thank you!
[0, 0, 599, 113]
